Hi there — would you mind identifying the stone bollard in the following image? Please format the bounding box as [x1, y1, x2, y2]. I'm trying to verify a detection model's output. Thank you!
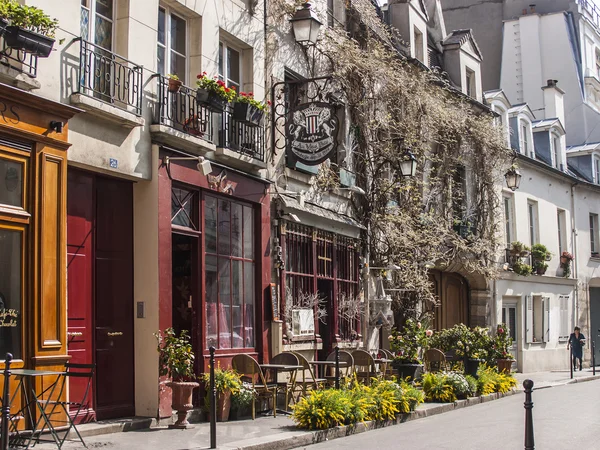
[523, 379, 534, 450]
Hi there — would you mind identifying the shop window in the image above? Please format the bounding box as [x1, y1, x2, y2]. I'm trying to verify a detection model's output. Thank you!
[158, 6, 187, 83]
[205, 195, 254, 349]
[0, 227, 23, 360]
[0, 157, 23, 208]
[171, 187, 198, 231]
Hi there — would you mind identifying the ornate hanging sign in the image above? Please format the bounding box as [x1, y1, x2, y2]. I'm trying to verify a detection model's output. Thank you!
[287, 102, 339, 165]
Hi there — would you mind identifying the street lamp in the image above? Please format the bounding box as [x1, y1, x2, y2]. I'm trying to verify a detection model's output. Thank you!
[504, 166, 522, 191]
[290, 2, 322, 45]
[399, 150, 418, 178]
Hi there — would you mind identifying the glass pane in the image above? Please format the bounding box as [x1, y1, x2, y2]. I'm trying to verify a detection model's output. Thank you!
[170, 52, 186, 84]
[244, 261, 254, 347]
[218, 199, 230, 255]
[232, 260, 243, 348]
[243, 206, 253, 259]
[171, 188, 195, 229]
[94, 14, 112, 50]
[80, 7, 90, 41]
[205, 254, 217, 349]
[0, 158, 23, 207]
[231, 203, 242, 257]
[170, 14, 186, 55]
[218, 258, 231, 349]
[227, 47, 240, 85]
[96, 0, 113, 19]
[157, 46, 165, 76]
[0, 229, 22, 360]
[205, 196, 217, 253]
[218, 42, 224, 79]
[158, 7, 166, 45]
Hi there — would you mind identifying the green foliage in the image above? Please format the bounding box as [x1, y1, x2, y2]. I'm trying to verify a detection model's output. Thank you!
[512, 260, 533, 276]
[489, 323, 514, 361]
[531, 243, 550, 261]
[510, 241, 530, 255]
[237, 91, 270, 111]
[167, 74, 179, 80]
[291, 376, 424, 430]
[422, 372, 456, 403]
[0, 1, 58, 37]
[476, 365, 517, 396]
[201, 365, 242, 394]
[429, 324, 491, 360]
[231, 382, 256, 407]
[196, 72, 237, 102]
[464, 375, 478, 397]
[390, 318, 429, 363]
[154, 328, 195, 382]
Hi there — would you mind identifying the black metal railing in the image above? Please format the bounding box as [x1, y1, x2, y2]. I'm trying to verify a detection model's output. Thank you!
[0, 41, 37, 77]
[76, 38, 143, 115]
[505, 249, 533, 267]
[153, 75, 213, 143]
[218, 107, 265, 162]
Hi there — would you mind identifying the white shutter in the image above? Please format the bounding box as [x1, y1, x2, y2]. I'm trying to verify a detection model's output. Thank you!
[542, 296, 550, 342]
[559, 295, 569, 339]
[526, 295, 534, 343]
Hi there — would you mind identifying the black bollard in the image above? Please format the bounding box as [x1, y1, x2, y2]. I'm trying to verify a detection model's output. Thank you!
[570, 346, 573, 379]
[1, 353, 13, 450]
[209, 346, 216, 449]
[523, 379, 534, 450]
[593, 340, 596, 376]
[335, 347, 340, 390]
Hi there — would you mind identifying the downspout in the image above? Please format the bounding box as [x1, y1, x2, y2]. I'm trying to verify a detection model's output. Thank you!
[571, 181, 579, 331]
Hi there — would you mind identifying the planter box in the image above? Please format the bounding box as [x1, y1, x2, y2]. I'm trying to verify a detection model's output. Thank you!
[464, 359, 482, 378]
[391, 360, 422, 381]
[4, 26, 55, 58]
[232, 102, 264, 127]
[196, 88, 226, 113]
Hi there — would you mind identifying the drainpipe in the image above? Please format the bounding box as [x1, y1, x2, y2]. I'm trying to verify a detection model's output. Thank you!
[570, 181, 579, 331]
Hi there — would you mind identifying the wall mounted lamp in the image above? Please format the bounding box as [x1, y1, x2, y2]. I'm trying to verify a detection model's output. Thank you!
[163, 155, 212, 176]
[290, 2, 322, 45]
[49, 121, 64, 133]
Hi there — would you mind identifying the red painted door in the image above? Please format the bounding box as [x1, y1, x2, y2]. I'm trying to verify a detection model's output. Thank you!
[67, 172, 95, 421]
[67, 171, 135, 421]
[94, 176, 134, 420]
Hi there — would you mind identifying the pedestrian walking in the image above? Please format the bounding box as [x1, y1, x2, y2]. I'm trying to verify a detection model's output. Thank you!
[567, 326, 586, 371]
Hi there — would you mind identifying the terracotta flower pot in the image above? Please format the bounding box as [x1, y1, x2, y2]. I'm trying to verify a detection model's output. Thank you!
[167, 381, 199, 429]
[216, 390, 232, 422]
[168, 78, 183, 93]
[560, 256, 569, 264]
[497, 359, 513, 374]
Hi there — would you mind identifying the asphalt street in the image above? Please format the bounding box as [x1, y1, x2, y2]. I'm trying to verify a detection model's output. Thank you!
[304, 380, 600, 450]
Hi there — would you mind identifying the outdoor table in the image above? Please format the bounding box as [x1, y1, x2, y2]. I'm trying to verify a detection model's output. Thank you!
[9, 369, 66, 449]
[309, 360, 348, 379]
[259, 364, 302, 414]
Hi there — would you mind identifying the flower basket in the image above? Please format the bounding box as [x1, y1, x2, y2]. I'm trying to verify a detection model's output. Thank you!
[4, 25, 54, 58]
[496, 359, 513, 374]
[233, 102, 264, 127]
[197, 88, 227, 113]
[168, 77, 183, 93]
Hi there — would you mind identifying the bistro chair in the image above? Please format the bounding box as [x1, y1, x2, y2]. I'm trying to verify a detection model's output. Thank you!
[290, 351, 326, 399]
[425, 349, 447, 373]
[35, 362, 95, 449]
[376, 349, 395, 379]
[270, 352, 300, 410]
[351, 349, 379, 386]
[231, 354, 277, 419]
[324, 350, 354, 386]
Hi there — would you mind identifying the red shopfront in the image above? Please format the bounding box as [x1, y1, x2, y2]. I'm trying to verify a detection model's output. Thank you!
[157, 149, 271, 416]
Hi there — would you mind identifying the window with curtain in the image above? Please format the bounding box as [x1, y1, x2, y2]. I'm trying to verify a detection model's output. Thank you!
[157, 6, 187, 82]
[205, 195, 254, 349]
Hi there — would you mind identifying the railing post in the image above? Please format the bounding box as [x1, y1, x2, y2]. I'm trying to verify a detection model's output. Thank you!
[1, 353, 13, 450]
[335, 346, 340, 390]
[523, 379, 534, 450]
[209, 346, 216, 450]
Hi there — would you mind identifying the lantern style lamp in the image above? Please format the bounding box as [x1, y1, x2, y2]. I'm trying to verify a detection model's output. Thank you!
[504, 166, 522, 191]
[399, 150, 418, 178]
[290, 2, 322, 45]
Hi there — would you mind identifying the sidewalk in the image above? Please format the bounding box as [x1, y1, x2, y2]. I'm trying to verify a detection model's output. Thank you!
[29, 369, 600, 450]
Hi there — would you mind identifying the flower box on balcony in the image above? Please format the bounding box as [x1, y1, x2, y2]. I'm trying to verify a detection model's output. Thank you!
[4, 26, 54, 58]
[232, 102, 264, 127]
[196, 88, 226, 113]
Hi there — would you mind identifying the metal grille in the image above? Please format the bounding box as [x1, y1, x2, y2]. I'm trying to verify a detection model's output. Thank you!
[219, 108, 265, 161]
[0, 41, 37, 78]
[77, 38, 143, 115]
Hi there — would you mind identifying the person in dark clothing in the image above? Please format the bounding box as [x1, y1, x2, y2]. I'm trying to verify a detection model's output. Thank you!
[567, 326, 586, 371]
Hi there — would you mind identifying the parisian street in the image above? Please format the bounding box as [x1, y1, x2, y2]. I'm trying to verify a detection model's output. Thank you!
[305, 380, 600, 450]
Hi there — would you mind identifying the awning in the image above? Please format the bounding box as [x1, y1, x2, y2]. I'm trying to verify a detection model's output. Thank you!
[278, 193, 366, 230]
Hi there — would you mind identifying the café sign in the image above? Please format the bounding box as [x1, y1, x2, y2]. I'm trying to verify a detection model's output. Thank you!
[287, 102, 339, 165]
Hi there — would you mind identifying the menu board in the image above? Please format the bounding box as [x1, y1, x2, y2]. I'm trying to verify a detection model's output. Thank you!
[270, 283, 279, 321]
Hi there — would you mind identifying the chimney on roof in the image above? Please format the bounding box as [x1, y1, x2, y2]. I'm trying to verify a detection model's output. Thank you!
[542, 79, 565, 127]
[530, 4, 536, 14]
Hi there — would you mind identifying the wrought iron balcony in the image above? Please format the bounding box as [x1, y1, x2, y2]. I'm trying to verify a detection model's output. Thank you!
[218, 107, 265, 162]
[153, 75, 213, 143]
[0, 41, 37, 78]
[504, 248, 533, 267]
[76, 38, 143, 115]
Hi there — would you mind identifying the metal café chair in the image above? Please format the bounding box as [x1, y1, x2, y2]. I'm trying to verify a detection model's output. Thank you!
[352, 349, 379, 386]
[290, 352, 325, 399]
[269, 352, 299, 410]
[324, 350, 354, 386]
[425, 349, 447, 373]
[232, 354, 277, 419]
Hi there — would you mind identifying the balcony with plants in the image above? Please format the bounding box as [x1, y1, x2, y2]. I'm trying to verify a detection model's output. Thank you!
[505, 242, 553, 277]
[0, 1, 58, 88]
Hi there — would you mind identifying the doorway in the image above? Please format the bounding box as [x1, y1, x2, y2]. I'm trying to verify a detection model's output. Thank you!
[317, 279, 334, 359]
[502, 301, 518, 370]
[67, 170, 134, 421]
[430, 271, 469, 330]
[589, 287, 600, 365]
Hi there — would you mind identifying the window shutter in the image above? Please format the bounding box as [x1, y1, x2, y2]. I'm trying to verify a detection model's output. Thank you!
[559, 295, 569, 338]
[542, 296, 551, 343]
[526, 295, 534, 343]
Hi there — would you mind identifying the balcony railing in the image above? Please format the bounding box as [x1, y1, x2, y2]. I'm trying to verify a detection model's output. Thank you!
[218, 107, 265, 162]
[153, 75, 213, 143]
[504, 249, 533, 267]
[0, 41, 37, 77]
[76, 38, 143, 115]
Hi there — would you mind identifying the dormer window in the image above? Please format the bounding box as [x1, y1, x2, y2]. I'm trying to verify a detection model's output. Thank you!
[595, 156, 600, 184]
[520, 122, 531, 156]
[414, 27, 424, 62]
[596, 49, 600, 79]
[552, 134, 561, 169]
[466, 68, 476, 98]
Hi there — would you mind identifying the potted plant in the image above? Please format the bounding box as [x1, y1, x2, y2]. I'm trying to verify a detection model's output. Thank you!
[229, 382, 256, 420]
[512, 260, 533, 276]
[560, 251, 574, 277]
[531, 244, 551, 275]
[491, 323, 514, 373]
[0, 0, 13, 36]
[167, 74, 183, 93]
[509, 241, 530, 257]
[389, 318, 429, 381]
[3, 2, 58, 58]
[232, 92, 270, 127]
[462, 326, 491, 378]
[196, 72, 237, 113]
[202, 364, 241, 422]
[155, 328, 199, 429]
